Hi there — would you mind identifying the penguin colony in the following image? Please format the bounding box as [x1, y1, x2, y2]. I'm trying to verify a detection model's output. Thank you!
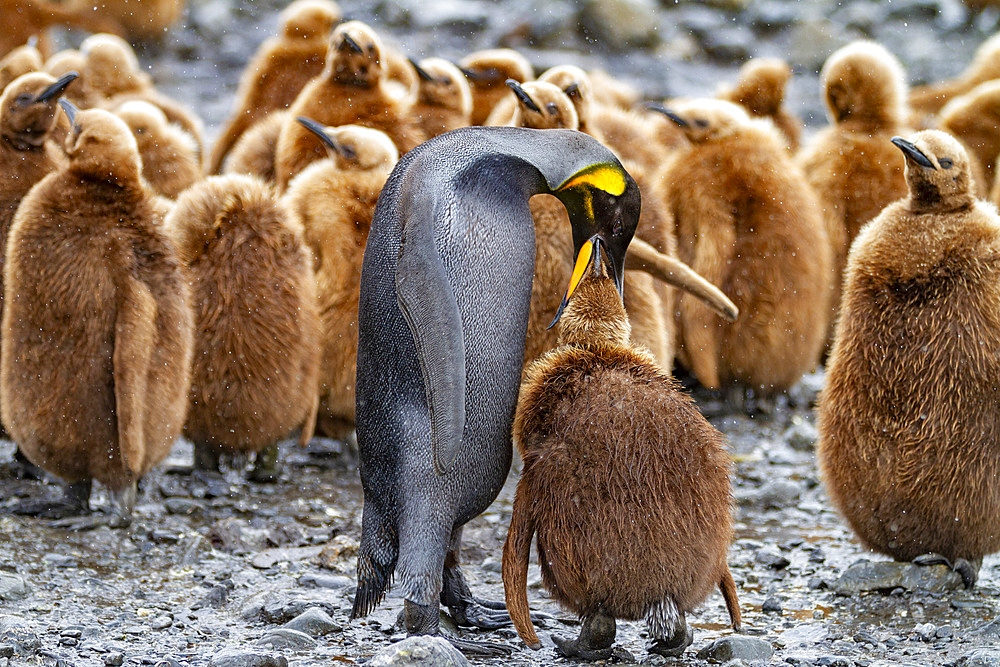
[3, 3, 1000, 658]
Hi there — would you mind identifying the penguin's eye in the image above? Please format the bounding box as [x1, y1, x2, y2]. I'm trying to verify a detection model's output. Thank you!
[340, 145, 357, 160]
[939, 158, 953, 169]
[15, 93, 32, 105]
[612, 216, 623, 236]
[546, 103, 558, 115]
[694, 119, 709, 128]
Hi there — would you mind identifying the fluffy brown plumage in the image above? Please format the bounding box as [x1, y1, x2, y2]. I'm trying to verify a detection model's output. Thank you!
[939, 80, 1000, 196]
[409, 57, 471, 138]
[0, 0, 121, 58]
[459, 48, 533, 125]
[818, 131, 1000, 582]
[207, 0, 342, 174]
[165, 174, 321, 473]
[909, 32, 1000, 118]
[1, 106, 192, 513]
[504, 262, 740, 658]
[798, 41, 910, 346]
[664, 99, 829, 396]
[282, 122, 397, 440]
[222, 111, 285, 182]
[0, 42, 43, 92]
[273, 20, 424, 191]
[115, 100, 201, 199]
[719, 57, 801, 151]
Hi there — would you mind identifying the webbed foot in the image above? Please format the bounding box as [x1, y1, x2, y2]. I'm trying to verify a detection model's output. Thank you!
[649, 625, 693, 657]
[5, 448, 44, 480]
[553, 613, 632, 661]
[913, 553, 980, 589]
[441, 561, 514, 629]
[647, 596, 692, 657]
[10, 480, 91, 519]
[403, 600, 511, 657]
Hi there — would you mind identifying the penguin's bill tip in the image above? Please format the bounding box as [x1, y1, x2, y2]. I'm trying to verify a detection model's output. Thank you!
[891, 136, 936, 169]
[556, 163, 627, 197]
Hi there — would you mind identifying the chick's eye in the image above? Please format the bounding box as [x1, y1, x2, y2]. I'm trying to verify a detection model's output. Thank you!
[939, 158, 953, 169]
[694, 119, 709, 128]
[15, 93, 31, 105]
[546, 103, 558, 115]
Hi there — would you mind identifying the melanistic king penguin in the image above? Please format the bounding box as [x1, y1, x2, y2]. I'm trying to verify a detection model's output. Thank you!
[352, 126, 639, 655]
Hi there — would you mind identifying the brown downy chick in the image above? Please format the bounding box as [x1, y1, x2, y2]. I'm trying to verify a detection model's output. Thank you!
[817, 131, 1000, 588]
[458, 48, 533, 125]
[797, 41, 911, 348]
[115, 100, 201, 199]
[0, 0, 122, 59]
[938, 80, 1000, 195]
[718, 57, 802, 151]
[409, 57, 471, 138]
[273, 20, 425, 191]
[207, 0, 342, 174]
[44, 49, 89, 107]
[910, 32, 1000, 118]
[504, 241, 741, 660]
[2, 103, 193, 525]
[282, 119, 397, 440]
[222, 111, 286, 183]
[662, 99, 830, 398]
[487, 65, 597, 135]
[0, 42, 43, 92]
[165, 174, 321, 481]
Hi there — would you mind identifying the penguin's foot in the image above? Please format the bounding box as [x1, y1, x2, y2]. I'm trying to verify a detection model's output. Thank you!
[403, 600, 511, 657]
[443, 636, 513, 658]
[247, 443, 281, 483]
[441, 564, 513, 629]
[193, 442, 222, 473]
[4, 448, 45, 480]
[646, 596, 691, 657]
[10, 480, 91, 518]
[553, 613, 631, 662]
[648, 624, 693, 658]
[913, 553, 980, 589]
[50, 482, 135, 531]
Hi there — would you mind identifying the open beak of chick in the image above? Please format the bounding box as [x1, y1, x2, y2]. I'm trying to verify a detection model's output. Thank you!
[891, 136, 936, 169]
[548, 236, 619, 329]
[36, 71, 78, 103]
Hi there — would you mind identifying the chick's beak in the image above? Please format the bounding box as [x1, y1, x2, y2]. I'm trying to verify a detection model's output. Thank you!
[35, 71, 78, 103]
[296, 116, 340, 155]
[891, 136, 936, 169]
[506, 79, 541, 113]
[58, 99, 78, 128]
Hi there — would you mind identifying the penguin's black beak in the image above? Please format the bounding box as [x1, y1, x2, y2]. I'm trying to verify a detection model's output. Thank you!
[58, 99, 78, 128]
[340, 32, 364, 54]
[297, 116, 340, 155]
[891, 137, 936, 169]
[506, 79, 541, 113]
[409, 57, 435, 82]
[458, 65, 481, 81]
[35, 71, 78, 103]
[646, 103, 688, 128]
[548, 236, 607, 329]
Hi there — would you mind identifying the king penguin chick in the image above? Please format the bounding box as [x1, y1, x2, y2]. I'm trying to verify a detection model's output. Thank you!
[938, 80, 1000, 196]
[282, 119, 397, 441]
[207, 0, 342, 175]
[409, 57, 471, 139]
[797, 41, 911, 347]
[0, 41, 44, 93]
[44, 49, 89, 107]
[222, 111, 285, 183]
[817, 130, 1000, 589]
[910, 32, 1000, 120]
[662, 99, 830, 399]
[273, 20, 425, 191]
[458, 48, 533, 126]
[115, 100, 202, 199]
[718, 57, 802, 151]
[2, 102, 193, 526]
[165, 174, 321, 482]
[504, 241, 741, 660]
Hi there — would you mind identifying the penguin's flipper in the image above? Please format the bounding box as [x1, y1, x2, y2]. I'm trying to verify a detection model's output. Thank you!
[394, 194, 466, 475]
[113, 276, 157, 477]
[502, 483, 541, 650]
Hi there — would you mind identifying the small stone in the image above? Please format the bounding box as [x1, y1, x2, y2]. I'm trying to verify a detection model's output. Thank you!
[165, 498, 203, 515]
[853, 630, 878, 646]
[761, 596, 783, 614]
[831, 560, 962, 595]
[696, 637, 773, 663]
[754, 547, 790, 570]
[0, 616, 40, 655]
[0, 645, 13, 660]
[197, 585, 229, 609]
[915, 622, 937, 641]
[807, 577, 828, 590]
[974, 617, 1000, 637]
[780, 623, 829, 647]
[209, 649, 288, 667]
[368, 636, 470, 666]
[151, 615, 172, 630]
[937, 625, 954, 639]
[954, 649, 1000, 667]
[281, 608, 341, 638]
[256, 628, 317, 650]
[816, 657, 852, 667]
[0, 574, 29, 601]
[315, 535, 359, 570]
[104, 652, 125, 666]
[60, 627, 83, 638]
[42, 554, 78, 568]
[297, 573, 352, 590]
[252, 546, 324, 570]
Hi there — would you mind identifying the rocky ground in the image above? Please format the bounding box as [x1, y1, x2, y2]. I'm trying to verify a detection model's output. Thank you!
[4, 0, 1000, 666]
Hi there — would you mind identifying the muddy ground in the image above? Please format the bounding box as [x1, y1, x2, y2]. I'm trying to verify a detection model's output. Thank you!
[3, 0, 1000, 665]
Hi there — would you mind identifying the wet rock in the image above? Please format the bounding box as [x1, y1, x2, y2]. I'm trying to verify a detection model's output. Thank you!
[209, 649, 288, 667]
[696, 636, 773, 663]
[754, 546, 790, 569]
[104, 652, 125, 666]
[368, 636, 469, 667]
[0, 616, 40, 655]
[0, 645, 13, 660]
[280, 608, 341, 638]
[954, 649, 1000, 667]
[831, 560, 963, 595]
[41, 554, 78, 568]
[761, 595, 783, 613]
[915, 622, 937, 641]
[578, 0, 660, 50]
[749, 480, 802, 509]
[816, 657, 852, 667]
[781, 623, 830, 647]
[297, 573, 352, 590]
[194, 584, 229, 610]
[783, 417, 818, 451]
[164, 498, 204, 515]
[0, 573, 28, 601]
[315, 535, 360, 570]
[256, 628, 318, 650]
[254, 589, 347, 624]
[697, 25, 754, 62]
[975, 617, 1000, 638]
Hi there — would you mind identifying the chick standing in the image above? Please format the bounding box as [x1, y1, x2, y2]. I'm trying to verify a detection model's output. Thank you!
[817, 131, 1000, 588]
[504, 240, 741, 660]
[408, 57, 472, 139]
[0, 41, 44, 92]
[718, 57, 801, 151]
[115, 100, 202, 199]
[938, 80, 1000, 195]
[2, 103, 193, 524]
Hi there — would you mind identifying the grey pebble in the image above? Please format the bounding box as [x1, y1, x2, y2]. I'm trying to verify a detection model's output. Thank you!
[0, 574, 29, 602]
[280, 607, 342, 637]
[816, 657, 853, 667]
[832, 560, 962, 595]
[954, 649, 1000, 667]
[696, 636, 774, 663]
[103, 652, 125, 667]
[256, 628, 318, 650]
[209, 648, 288, 667]
[296, 573, 352, 590]
[368, 636, 469, 667]
[754, 547, 790, 570]
[761, 596, 783, 613]
[0, 616, 40, 655]
[782, 417, 817, 451]
[151, 615, 173, 630]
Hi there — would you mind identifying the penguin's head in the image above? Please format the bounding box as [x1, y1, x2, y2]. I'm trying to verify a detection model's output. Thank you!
[0, 43, 44, 92]
[410, 57, 472, 116]
[80, 33, 149, 98]
[296, 117, 398, 172]
[279, 0, 342, 41]
[719, 57, 791, 117]
[60, 101, 142, 185]
[458, 48, 533, 92]
[821, 41, 907, 127]
[327, 20, 384, 87]
[553, 237, 632, 348]
[508, 80, 579, 130]
[539, 65, 594, 128]
[891, 130, 974, 210]
[650, 98, 750, 143]
[548, 160, 640, 327]
[115, 100, 198, 156]
[0, 71, 78, 148]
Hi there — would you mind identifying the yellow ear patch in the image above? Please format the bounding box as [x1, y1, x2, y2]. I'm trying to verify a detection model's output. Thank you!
[557, 163, 627, 196]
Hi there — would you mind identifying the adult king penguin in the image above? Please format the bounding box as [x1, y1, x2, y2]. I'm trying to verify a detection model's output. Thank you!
[352, 126, 639, 655]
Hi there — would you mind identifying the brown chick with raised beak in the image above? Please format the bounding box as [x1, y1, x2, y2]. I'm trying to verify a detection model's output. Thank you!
[166, 174, 321, 482]
[504, 238, 741, 661]
[409, 57, 471, 138]
[818, 130, 1000, 589]
[115, 100, 202, 199]
[2, 102, 193, 527]
[223, 111, 286, 182]
[0, 41, 43, 92]
[459, 48, 533, 125]
[207, 0, 342, 175]
[910, 32, 1000, 120]
[273, 20, 425, 191]
[282, 118, 398, 441]
[718, 57, 802, 151]
[660, 99, 830, 400]
[798, 41, 911, 347]
[938, 80, 1000, 195]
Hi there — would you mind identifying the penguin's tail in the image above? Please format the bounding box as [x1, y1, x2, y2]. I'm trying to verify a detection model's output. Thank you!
[719, 565, 742, 632]
[502, 484, 541, 649]
[351, 506, 398, 619]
